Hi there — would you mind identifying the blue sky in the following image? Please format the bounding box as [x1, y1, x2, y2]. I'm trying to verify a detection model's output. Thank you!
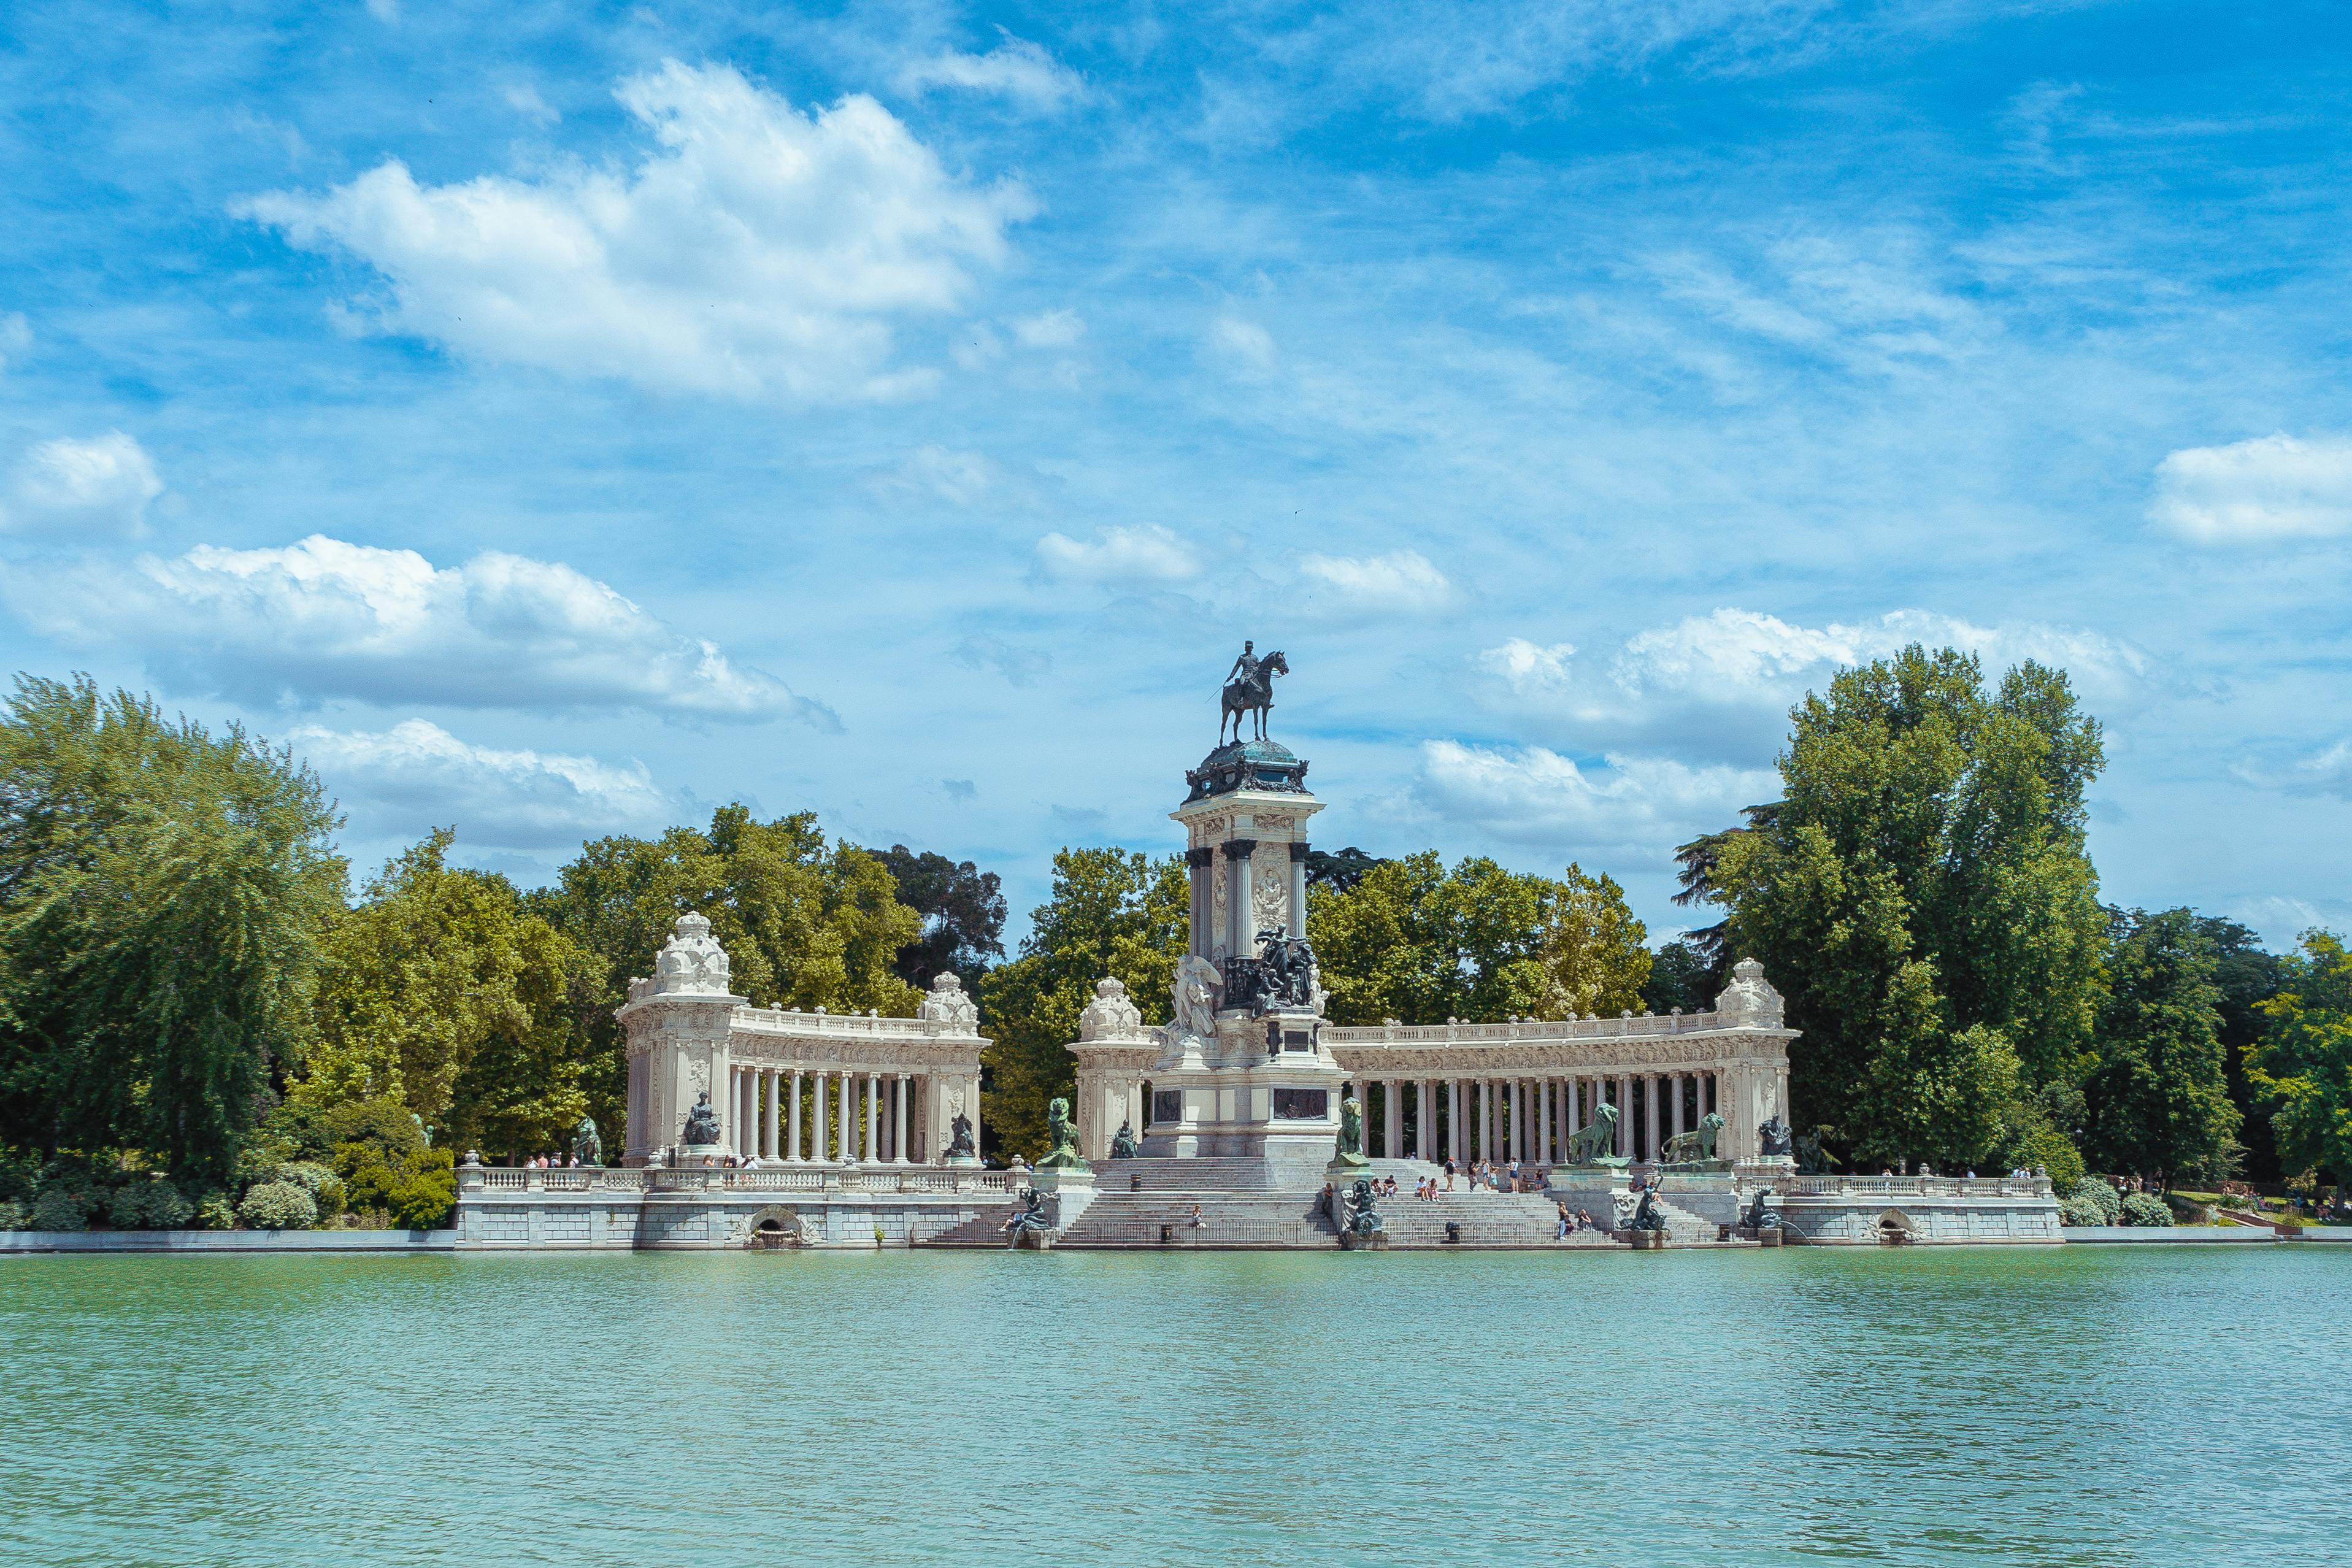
[3, 1, 2349, 950]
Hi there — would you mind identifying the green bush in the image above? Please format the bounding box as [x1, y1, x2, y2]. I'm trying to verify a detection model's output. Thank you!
[2059, 1194, 2107, 1227]
[194, 1194, 237, 1230]
[0, 1199, 29, 1230]
[237, 1180, 317, 1231]
[109, 1178, 194, 1230]
[2068, 1178, 2123, 1224]
[2120, 1191, 2174, 1228]
[31, 1188, 92, 1231]
[342, 1145, 455, 1229]
[275, 1161, 346, 1221]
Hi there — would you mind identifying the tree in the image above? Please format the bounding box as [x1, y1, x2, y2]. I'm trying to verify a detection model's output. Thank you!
[2198, 916, 2286, 1181]
[1713, 647, 2106, 1169]
[2082, 908, 2240, 1183]
[1309, 854, 1647, 1026]
[533, 806, 924, 1148]
[979, 848, 1186, 1159]
[1641, 939, 1718, 1016]
[1304, 847, 1386, 895]
[870, 845, 1005, 991]
[2248, 931, 2352, 1185]
[0, 675, 344, 1185]
[1534, 864, 1651, 1018]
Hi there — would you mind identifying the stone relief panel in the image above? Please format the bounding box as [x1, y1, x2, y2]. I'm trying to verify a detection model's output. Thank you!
[1250, 844, 1288, 934]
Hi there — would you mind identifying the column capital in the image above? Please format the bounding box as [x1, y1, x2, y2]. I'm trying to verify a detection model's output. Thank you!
[1287, 841, 1310, 861]
[1221, 838, 1259, 859]
[1185, 846, 1214, 867]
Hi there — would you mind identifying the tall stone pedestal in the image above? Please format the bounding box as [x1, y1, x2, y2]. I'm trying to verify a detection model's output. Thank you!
[1029, 1166, 1097, 1232]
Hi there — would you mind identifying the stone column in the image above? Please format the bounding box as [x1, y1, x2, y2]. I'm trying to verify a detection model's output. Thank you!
[1539, 1080, 1552, 1164]
[787, 1070, 804, 1161]
[894, 1074, 910, 1164]
[811, 1072, 828, 1162]
[1418, 1080, 1434, 1160]
[838, 1072, 857, 1164]
[739, 1069, 755, 1157]
[1224, 840, 1257, 959]
[1617, 1075, 1632, 1156]
[1186, 847, 1212, 956]
[763, 1069, 779, 1158]
[866, 1072, 881, 1166]
[1506, 1082, 1520, 1163]
[1288, 843, 1309, 939]
[1671, 1074, 1686, 1140]
[970, 1073, 985, 1161]
[1475, 1080, 1489, 1163]
[1447, 1080, 1462, 1163]
[1385, 1081, 1402, 1159]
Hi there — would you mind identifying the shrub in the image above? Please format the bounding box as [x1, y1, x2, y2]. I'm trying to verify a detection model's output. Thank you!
[275, 1162, 346, 1221]
[29, 1187, 92, 1231]
[2068, 1178, 2122, 1224]
[2059, 1194, 2107, 1228]
[194, 1194, 237, 1230]
[340, 1144, 454, 1229]
[237, 1180, 318, 1231]
[2120, 1191, 2174, 1228]
[110, 1179, 195, 1230]
[0, 1200, 28, 1230]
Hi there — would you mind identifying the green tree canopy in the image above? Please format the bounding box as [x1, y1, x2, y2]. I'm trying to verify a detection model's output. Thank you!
[298, 830, 592, 1161]
[2083, 907, 2240, 1183]
[534, 805, 924, 1148]
[0, 675, 344, 1185]
[2249, 931, 2352, 1183]
[979, 848, 1186, 1158]
[1713, 647, 2106, 1168]
[1309, 853, 1648, 1025]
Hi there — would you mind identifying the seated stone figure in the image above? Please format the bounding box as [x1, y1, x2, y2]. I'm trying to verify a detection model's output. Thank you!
[681, 1091, 721, 1147]
[1109, 1120, 1140, 1159]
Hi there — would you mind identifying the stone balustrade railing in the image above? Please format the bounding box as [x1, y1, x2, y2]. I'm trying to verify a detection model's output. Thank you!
[730, 1007, 979, 1040]
[1769, 1174, 2054, 1199]
[464, 1166, 1009, 1195]
[1325, 1009, 1764, 1045]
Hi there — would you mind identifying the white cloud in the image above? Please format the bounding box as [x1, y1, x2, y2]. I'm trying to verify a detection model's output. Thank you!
[1011, 309, 1085, 349]
[502, 83, 559, 127]
[1484, 607, 2147, 718]
[238, 60, 1034, 400]
[1207, 316, 1276, 375]
[294, 719, 672, 848]
[0, 312, 30, 372]
[1299, 550, 1455, 615]
[2235, 738, 2352, 799]
[13, 534, 824, 723]
[1, 431, 163, 539]
[2149, 432, 2352, 544]
[899, 34, 1084, 113]
[1418, 740, 1778, 851]
[953, 633, 1050, 687]
[1033, 523, 1199, 584]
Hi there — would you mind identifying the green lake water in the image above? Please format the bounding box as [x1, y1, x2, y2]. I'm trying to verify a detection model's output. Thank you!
[2, 1246, 2346, 1567]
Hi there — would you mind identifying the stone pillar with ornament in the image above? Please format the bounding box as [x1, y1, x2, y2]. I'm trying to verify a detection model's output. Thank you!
[617, 913, 750, 1165]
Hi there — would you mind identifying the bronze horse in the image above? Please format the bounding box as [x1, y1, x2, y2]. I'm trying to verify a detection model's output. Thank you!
[1221, 649, 1289, 744]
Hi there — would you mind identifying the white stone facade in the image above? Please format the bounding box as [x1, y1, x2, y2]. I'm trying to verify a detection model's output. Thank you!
[618, 915, 988, 1168]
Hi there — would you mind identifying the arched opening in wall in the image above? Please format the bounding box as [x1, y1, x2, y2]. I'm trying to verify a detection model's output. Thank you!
[747, 1205, 807, 1250]
[1877, 1210, 1916, 1246]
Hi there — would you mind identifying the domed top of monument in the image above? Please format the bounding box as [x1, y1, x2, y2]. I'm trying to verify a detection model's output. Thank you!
[1186, 737, 1310, 801]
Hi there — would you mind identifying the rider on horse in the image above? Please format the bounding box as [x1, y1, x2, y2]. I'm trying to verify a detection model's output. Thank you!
[1220, 640, 1288, 745]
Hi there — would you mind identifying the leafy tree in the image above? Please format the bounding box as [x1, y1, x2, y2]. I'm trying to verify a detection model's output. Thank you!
[1309, 854, 1647, 1025]
[980, 848, 1186, 1159]
[1304, 847, 1386, 895]
[871, 844, 1005, 991]
[2198, 916, 2286, 1181]
[1535, 863, 1651, 1018]
[1713, 647, 2105, 1168]
[0, 675, 344, 1185]
[2248, 931, 2352, 1184]
[2083, 908, 2240, 1183]
[534, 805, 924, 1148]
[1641, 939, 1719, 1016]
[298, 830, 592, 1161]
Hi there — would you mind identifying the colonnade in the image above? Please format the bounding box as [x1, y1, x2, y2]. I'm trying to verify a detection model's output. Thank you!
[725, 1066, 937, 1164]
[1335, 1070, 1721, 1166]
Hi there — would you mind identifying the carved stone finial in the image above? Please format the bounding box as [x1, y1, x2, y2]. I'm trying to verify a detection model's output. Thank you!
[648, 912, 732, 996]
[1715, 956, 1786, 1028]
[917, 970, 980, 1028]
[1078, 975, 1148, 1042]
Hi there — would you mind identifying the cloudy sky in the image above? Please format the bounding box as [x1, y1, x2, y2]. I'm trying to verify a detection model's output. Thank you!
[2, 1, 2348, 948]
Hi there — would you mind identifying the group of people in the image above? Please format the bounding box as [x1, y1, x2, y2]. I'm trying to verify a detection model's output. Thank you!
[1553, 1201, 1601, 1238]
[1434, 1158, 1539, 1194]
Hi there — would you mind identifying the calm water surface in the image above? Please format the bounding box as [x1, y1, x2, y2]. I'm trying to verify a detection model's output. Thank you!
[2, 1246, 2346, 1567]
